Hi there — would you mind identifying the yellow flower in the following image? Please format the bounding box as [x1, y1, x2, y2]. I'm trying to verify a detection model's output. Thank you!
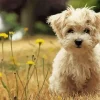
[9, 31, 14, 35]
[0, 72, 2, 78]
[0, 33, 8, 38]
[35, 39, 44, 45]
[26, 60, 35, 65]
[24, 27, 28, 32]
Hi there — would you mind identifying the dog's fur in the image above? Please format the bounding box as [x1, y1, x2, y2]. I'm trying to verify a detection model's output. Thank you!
[47, 7, 100, 95]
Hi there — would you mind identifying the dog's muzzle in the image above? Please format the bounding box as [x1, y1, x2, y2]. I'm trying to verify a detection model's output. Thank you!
[75, 39, 83, 48]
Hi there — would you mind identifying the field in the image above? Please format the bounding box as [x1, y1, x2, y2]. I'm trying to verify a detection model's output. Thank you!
[0, 35, 100, 100]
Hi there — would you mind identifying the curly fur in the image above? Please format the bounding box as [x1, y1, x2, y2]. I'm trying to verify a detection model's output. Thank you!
[47, 6, 100, 95]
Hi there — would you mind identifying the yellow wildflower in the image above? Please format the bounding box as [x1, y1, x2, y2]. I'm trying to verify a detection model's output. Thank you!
[35, 39, 44, 45]
[0, 33, 8, 38]
[24, 27, 28, 32]
[9, 31, 14, 35]
[0, 72, 2, 78]
[26, 60, 35, 65]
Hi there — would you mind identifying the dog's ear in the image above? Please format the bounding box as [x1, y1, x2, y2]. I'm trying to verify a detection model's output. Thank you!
[47, 13, 61, 35]
[95, 13, 100, 43]
[95, 13, 100, 29]
[47, 9, 72, 38]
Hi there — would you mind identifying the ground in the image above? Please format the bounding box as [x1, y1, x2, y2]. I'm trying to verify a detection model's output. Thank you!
[0, 35, 100, 100]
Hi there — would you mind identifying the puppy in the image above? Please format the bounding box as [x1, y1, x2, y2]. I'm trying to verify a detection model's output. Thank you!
[47, 7, 100, 95]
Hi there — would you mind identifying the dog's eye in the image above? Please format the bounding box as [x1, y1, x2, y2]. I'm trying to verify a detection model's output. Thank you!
[83, 28, 90, 34]
[67, 28, 74, 33]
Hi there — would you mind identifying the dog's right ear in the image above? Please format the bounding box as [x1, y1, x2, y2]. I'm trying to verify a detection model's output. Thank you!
[47, 6, 74, 38]
[96, 13, 100, 29]
[47, 10, 72, 38]
[47, 13, 63, 38]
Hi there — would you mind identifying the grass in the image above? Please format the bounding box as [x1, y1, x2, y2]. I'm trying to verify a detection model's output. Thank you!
[0, 35, 100, 100]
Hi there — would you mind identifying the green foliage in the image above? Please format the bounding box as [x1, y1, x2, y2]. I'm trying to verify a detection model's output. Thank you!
[34, 21, 53, 35]
[68, 0, 97, 8]
[94, 0, 100, 12]
[5, 13, 17, 23]
[1, 12, 21, 30]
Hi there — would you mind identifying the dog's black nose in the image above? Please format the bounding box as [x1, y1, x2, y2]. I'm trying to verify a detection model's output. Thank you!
[75, 39, 83, 47]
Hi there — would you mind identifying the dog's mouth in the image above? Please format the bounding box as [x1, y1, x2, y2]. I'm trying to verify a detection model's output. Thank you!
[76, 46, 81, 48]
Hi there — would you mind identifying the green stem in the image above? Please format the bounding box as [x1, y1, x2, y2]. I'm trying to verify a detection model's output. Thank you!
[28, 40, 41, 91]
[10, 35, 24, 88]
[21, 42, 41, 99]
[5, 71, 10, 94]
[35, 45, 41, 90]
[10, 35, 25, 99]
[14, 73, 18, 100]
[1, 38, 4, 60]
[10, 35, 14, 58]
[27, 66, 31, 86]
[16, 71, 24, 89]
[42, 58, 45, 79]
[1, 38, 4, 72]
[35, 67, 50, 99]
[25, 65, 31, 100]
[21, 66, 35, 100]
[1, 79, 11, 100]
[35, 66, 39, 89]
[1, 37, 11, 99]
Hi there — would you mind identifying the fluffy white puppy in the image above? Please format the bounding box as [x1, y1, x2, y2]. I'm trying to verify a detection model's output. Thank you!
[47, 7, 100, 95]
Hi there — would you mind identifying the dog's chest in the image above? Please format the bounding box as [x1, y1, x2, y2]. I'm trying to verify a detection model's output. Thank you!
[64, 54, 97, 89]
[66, 55, 92, 77]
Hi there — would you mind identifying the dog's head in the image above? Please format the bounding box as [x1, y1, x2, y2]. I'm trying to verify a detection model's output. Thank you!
[47, 7, 100, 53]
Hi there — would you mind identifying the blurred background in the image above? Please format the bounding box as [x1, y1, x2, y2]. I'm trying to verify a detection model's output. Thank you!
[0, 0, 99, 40]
